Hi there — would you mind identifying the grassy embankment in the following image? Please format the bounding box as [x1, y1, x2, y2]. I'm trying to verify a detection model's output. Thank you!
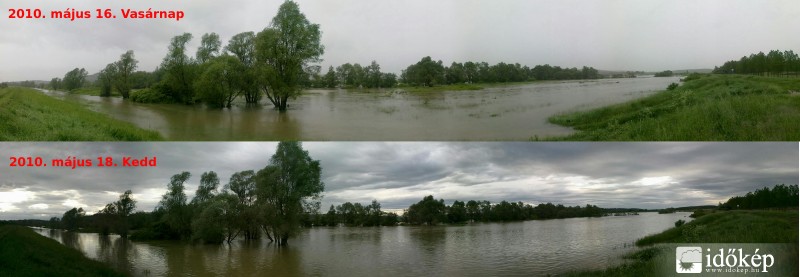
[0, 87, 162, 140]
[0, 225, 125, 277]
[549, 74, 800, 140]
[568, 210, 798, 276]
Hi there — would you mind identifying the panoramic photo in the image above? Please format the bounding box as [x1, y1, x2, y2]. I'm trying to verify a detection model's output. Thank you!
[1, 0, 798, 140]
[0, 142, 797, 276]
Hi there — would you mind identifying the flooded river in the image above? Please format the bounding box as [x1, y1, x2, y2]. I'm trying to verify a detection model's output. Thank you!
[40, 77, 680, 140]
[34, 212, 691, 276]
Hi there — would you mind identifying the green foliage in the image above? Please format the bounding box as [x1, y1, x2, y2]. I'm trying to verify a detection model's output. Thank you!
[549, 74, 800, 140]
[61, 207, 85, 231]
[130, 87, 171, 103]
[653, 70, 673, 77]
[256, 141, 324, 245]
[637, 210, 798, 246]
[255, 0, 324, 111]
[158, 33, 197, 104]
[194, 55, 245, 108]
[0, 225, 125, 276]
[98, 63, 117, 97]
[62, 68, 88, 91]
[402, 56, 445, 87]
[113, 50, 138, 98]
[49, 77, 61, 91]
[195, 32, 221, 64]
[719, 184, 798, 210]
[157, 172, 192, 239]
[406, 195, 446, 225]
[674, 219, 685, 227]
[225, 31, 261, 103]
[666, 82, 678, 90]
[0, 87, 162, 140]
[713, 49, 800, 76]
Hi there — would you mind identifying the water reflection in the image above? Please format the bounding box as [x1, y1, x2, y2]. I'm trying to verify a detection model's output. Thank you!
[38, 77, 680, 140]
[32, 212, 692, 276]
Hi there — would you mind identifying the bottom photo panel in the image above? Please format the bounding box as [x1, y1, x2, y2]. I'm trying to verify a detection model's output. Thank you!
[0, 142, 798, 276]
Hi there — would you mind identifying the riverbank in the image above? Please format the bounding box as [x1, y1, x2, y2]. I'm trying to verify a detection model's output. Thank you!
[0, 87, 162, 140]
[0, 225, 125, 277]
[548, 74, 800, 140]
[568, 210, 798, 276]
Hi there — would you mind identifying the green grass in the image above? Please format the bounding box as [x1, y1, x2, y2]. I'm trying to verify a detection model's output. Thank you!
[0, 87, 162, 140]
[549, 74, 800, 140]
[0, 225, 126, 277]
[567, 210, 798, 276]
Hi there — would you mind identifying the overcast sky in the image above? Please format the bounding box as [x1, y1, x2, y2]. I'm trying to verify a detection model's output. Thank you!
[0, 142, 796, 220]
[1, 0, 798, 82]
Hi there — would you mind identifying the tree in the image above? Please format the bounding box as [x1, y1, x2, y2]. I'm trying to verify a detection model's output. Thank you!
[225, 31, 261, 103]
[63, 68, 88, 91]
[256, 141, 324, 245]
[98, 190, 137, 237]
[447, 200, 467, 223]
[114, 50, 138, 98]
[195, 55, 245, 108]
[192, 171, 220, 205]
[159, 33, 196, 104]
[49, 78, 62, 91]
[196, 33, 222, 64]
[406, 195, 446, 225]
[402, 56, 444, 87]
[157, 172, 192, 239]
[98, 63, 117, 97]
[61, 207, 85, 231]
[255, 0, 324, 111]
[227, 170, 260, 240]
[323, 66, 338, 88]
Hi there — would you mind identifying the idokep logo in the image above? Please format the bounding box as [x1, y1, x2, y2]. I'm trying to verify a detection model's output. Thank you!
[676, 246, 703, 273]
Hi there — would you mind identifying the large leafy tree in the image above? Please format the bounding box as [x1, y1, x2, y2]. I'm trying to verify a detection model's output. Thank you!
[225, 31, 261, 103]
[196, 33, 221, 64]
[255, 0, 324, 111]
[114, 50, 138, 98]
[157, 171, 192, 239]
[98, 63, 117, 97]
[159, 33, 196, 104]
[62, 68, 88, 91]
[194, 55, 245, 108]
[256, 141, 324, 245]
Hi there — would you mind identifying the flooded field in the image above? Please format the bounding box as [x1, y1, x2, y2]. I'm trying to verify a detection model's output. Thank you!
[34, 212, 691, 276]
[41, 77, 680, 140]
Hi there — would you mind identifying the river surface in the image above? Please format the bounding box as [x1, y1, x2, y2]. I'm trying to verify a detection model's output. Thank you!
[40, 77, 680, 140]
[33, 212, 692, 276]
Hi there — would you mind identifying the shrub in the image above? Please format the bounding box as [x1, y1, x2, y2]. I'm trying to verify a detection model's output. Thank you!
[674, 219, 686, 227]
[667, 82, 679, 91]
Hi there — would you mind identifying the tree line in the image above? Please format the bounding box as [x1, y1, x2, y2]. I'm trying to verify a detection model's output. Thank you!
[48, 141, 323, 246]
[719, 184, 798, 210]
[399, 56, 601, 87]
[712, 49, 800, 76]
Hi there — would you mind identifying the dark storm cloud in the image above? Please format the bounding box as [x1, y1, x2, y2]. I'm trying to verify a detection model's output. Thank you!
[0, 142, 796, 219]
[2, 0, 798, 82]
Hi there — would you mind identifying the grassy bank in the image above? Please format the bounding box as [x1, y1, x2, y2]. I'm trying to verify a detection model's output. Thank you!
[0, 87, 162, 140]
[0, 225, 125, 277]
[549, 74, 800, 140]
[568, 210, 798, 276]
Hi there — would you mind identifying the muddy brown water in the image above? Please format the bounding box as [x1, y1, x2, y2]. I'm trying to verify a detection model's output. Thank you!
[40, 77, 681, 140]
[34, 212, 691, 276]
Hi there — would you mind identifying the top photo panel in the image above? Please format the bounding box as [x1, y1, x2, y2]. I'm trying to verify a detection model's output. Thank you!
[1, 0, 798, 141]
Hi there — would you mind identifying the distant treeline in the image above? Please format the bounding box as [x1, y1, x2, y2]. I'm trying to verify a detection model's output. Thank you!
[719, 184, 798, 210]
[399, 57, 601, 87]
[311, 195, 606, 227]
[712, 49, 800, 76]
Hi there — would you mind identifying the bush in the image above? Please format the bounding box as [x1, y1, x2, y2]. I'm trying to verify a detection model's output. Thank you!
[667, 82, 679, 91]
[130, 85, 171, 104]
[674, 219, 686, 227]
